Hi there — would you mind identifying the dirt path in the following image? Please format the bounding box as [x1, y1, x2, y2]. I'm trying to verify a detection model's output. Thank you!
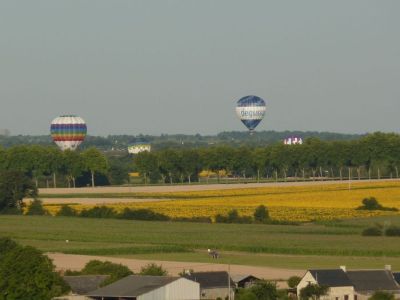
[34, 197, 172, 205]
[39, 179, 395, 195]
[47, 253, 304, 281]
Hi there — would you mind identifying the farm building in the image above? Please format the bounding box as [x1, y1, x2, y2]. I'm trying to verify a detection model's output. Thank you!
[182, 271, 235, 300]
[86, 275, 200, 300]
[231, 274, 260, 289]
[297, 266, 400, 300]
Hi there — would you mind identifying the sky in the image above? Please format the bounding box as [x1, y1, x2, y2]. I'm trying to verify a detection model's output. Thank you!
[0, 1, 399, 136]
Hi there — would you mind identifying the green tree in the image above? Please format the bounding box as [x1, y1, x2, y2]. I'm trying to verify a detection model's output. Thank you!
[250, 280, 278, 300]
[0, 240, 69, 300]
[368, 291, 395, 300]
[0, 170, 37, 214]
[62, 150, 84, 188]
[133, 151, 160, 184]
[139, 263, 168, 276]
[81, 148, 108, 187]
[287, 276, 302, 288]
[299, 283, 328, 300]
[80, 260, 133, 286]
[235, 289, 258, 300]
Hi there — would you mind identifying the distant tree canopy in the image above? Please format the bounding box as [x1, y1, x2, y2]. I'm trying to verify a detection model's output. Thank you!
[0, 237, 69, 300]
[0, 132, 399, 186]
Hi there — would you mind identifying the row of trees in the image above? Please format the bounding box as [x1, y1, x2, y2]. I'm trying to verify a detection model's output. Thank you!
[133, 133, 400, 184]
[0, 146, 108, 188]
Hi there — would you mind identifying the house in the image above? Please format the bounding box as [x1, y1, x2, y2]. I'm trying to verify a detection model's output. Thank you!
[182, 271, 235, 300]
[393, 272, 400, 285]
[86, 275, 200, 300]
[297, 266, 400, 300]
[53, 275, 110, 300]
[231, 274, 260, 289]
[297, 268, 354, 300]
[347, 270, 400, 300]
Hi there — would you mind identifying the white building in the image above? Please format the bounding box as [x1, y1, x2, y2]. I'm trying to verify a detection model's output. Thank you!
[297, 266, 400, 300]
[87, 275, 200, 300]
[128, 143, 151, 155]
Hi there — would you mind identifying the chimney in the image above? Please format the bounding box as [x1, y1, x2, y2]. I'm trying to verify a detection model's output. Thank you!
[385, 265, 392, 271]
[340, 266, 347, 272]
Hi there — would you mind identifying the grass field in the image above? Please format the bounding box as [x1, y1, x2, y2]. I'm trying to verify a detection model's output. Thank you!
[1, 215, 400, 269]
[40, 181, 400, 222]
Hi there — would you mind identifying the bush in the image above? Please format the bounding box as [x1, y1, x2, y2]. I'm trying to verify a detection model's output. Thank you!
[140, 263, 168, 276]
[79, 206, 117, 218]
[287, 276, 302, 288]
[385, 226, 400, 237]
[26, 199, 48, 215]
[362, 226, 383, 236]
[56, 205, 77, 217]
[254, 205, 270, 223]
[173, 216, 212, 223]
[118, 208, 170, 221]
[81, 260, 133, 286]
[215, 209, 253, 224]
[369, 291, 395, 300]
[357, 197, 398, 211]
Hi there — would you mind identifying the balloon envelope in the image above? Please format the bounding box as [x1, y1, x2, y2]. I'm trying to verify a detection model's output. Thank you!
[235, 95, 266, 131]
[50, 115, 87, 151]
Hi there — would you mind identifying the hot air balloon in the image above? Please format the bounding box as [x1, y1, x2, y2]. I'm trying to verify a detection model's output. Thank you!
[235, 95, 266, 133]
[50, 115, 87, 151]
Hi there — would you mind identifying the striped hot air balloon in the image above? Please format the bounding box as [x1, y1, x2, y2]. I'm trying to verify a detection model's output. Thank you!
[50, 115, 87, 151]
[235, 95, 267, 133]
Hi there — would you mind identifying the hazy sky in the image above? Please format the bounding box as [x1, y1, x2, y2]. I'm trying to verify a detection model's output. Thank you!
[1, 1, 399, 135]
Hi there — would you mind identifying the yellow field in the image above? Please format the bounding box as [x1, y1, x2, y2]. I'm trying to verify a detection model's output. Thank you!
[43, 181, 400, 222]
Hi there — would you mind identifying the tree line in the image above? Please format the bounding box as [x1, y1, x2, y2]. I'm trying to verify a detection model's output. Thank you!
[0, 146, 108, 188]
[0, 132, 398, 187]
[133, 132, 400, 183]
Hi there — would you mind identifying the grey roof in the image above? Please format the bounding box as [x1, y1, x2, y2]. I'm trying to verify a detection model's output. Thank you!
[63, 275, 110, 294]
[87, 275, 180, 297]
[309, 269, 353, 287]
[347, 270, 400, 292]
[231, 274, 260, 283]
[182, 271, 234, 289]
[393, 272, 400, 285]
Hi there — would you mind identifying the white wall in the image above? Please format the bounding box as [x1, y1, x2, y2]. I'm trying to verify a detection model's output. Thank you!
[138, 278, 200, 300]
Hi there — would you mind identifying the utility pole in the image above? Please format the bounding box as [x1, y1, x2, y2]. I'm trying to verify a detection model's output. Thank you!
[228, 263, 231, 300]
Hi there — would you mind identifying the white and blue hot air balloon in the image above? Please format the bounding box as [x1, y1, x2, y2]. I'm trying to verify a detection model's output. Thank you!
[235, 95, 267, 133]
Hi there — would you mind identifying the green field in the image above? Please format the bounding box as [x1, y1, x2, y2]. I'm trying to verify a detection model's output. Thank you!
[1, 215, 400, 269]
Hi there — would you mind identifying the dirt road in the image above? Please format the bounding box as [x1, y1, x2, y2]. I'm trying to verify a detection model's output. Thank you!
[39, 179, 393, 195]
[47, 253, 304, 281]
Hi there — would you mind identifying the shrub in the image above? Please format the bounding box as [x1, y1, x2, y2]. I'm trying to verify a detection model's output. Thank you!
[79, 206, 117, 218]
[362, 226, 383, 236]
[287, 276, 302, 288]
[215, 210, 253, 224]
[56, 205, 77, 217]
[139, 263, 168, 276]
[357, 197, 398, 211]
[369, 291, 395, 300]
[173, 216, 212, 223]
[385, 226, 400, 237]
[26, 199, 48, 215]
[254, 205, 270, 223]
[81, 260, 133, 286]
[118, 208, 170, 221]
